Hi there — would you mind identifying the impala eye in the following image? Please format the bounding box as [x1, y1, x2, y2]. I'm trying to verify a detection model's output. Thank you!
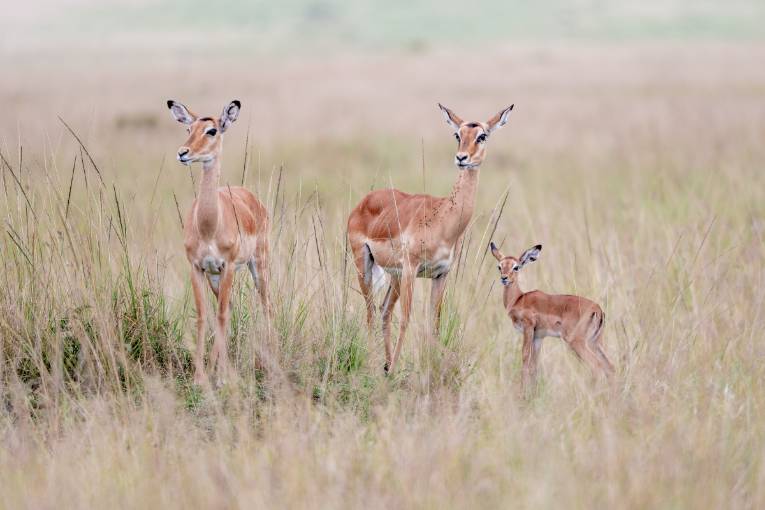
[477, 134, 487, 143]
[205, 128, 218, 137]
[454, 133, 460, 142]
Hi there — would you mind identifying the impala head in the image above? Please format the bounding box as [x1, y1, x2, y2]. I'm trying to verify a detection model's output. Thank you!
[167, 100, 241, 165]
[438, 103, 514, 169]
[490, 242, 542, 286]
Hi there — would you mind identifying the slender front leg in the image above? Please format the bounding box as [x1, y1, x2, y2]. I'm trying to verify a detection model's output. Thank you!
[190, 266, 208, 385]
[429, 274, 448, 341]
[388, 265, 415, 373]
[520, 326, 540, 396]
[380, 277, 401, 372]
[209, 263, 235, 380]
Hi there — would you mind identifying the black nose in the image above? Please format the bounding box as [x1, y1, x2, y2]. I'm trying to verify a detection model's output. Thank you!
[456, 154, 468, 162]
[178, 148, 189, 157]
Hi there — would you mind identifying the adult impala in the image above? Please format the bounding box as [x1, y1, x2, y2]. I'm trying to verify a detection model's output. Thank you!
[490, 242, 614, 394]
[167, 99, 271, 384]
[348, 103, 514, 373]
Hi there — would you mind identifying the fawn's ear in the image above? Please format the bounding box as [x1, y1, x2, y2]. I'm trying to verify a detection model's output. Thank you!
[487, 104, 514, 133]
[167, 100, 196, 125]
[438, 103, 463, 131]
[519, 244, 542, 267]
[219, 100, 241, 132]
[490, 242, 503, 261]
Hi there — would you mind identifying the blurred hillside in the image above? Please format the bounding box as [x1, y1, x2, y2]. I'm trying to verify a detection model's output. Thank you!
[2, 0, 765, 55]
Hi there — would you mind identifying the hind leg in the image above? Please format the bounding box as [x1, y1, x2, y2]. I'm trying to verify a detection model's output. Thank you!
[249, 241, 272, 322]
[589, 328, 615, 377]
[206, 274, 221, 300]
[566, 334, 609, 380]
[429, 274, 448, 341]
[380, 277, 401, 372]
[351, 241, 376, 331]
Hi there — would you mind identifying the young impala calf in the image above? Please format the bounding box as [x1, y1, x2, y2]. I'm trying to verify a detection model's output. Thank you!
[167, 99, 271, 384]
[490, 242, 614, 393]
[348, 103, 514, 373]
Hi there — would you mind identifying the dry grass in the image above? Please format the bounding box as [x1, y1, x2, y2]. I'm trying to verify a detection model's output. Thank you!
[1, 43, 765, 508]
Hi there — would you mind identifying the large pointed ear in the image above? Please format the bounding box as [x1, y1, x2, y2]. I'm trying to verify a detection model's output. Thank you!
[438, 103, 463, 131]
[219, 100, 241, 132]
[167, 100, 196, 125]
[519, 244, 542, 268]
[490, 241, 503, 261]
[486, 104, 514, 133]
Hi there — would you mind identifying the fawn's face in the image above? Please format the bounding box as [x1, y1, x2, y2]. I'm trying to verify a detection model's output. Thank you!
[496, 256, 522, 286]
[167, 100, 240, 165]
[438, 103, 514, 169]
[490, 242, 542, 287]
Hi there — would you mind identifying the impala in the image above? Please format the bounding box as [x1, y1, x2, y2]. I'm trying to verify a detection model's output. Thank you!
[168, 99, 271, 384]
[348, 103, 514, 373]
[490, 242, 614, 393]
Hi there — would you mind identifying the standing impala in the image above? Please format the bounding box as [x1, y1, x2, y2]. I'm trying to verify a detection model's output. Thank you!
[167, 99, 271, 384]
[490, 242, 614, 393]
[348, 103, 514, 373]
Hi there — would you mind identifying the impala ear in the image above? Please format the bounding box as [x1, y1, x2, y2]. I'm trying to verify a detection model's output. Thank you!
[487, 104, 514, 133]
[490, 242, 503, 261]
[519, 244, 542, 267]
[438, 103, 463, 131]
[219, 100, 241, 132]
[167, 100, 196, 125]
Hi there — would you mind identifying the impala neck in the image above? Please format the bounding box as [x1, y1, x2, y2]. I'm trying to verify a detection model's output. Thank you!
[503, 280, 523, 310]
[444, 167, 480, 239]
[196, 157, 221, 240]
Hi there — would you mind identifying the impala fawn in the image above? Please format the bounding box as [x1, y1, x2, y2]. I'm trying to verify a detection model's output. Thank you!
[490, 242, 614, 393]
[167, 99, 271, 384]
[348, 103, 514, 373]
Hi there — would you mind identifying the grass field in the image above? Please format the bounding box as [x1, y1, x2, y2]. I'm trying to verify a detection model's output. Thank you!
[2, 2, 765, 508]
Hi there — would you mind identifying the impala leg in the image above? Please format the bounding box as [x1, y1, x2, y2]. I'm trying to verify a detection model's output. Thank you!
[589, 327, 615, 377]
[351, 244, 376, 331]
[388, 267, 415, 374]
[380, 277, 401, 372]
[250, 241, 273, 322]
[567, 335, 607, 380]
[190, 267, 209, 385]
[520, 326, 540, 396]
[209, 264, 235, 381]
[206, 274, 221, 300]
[429, 274, 448, 341]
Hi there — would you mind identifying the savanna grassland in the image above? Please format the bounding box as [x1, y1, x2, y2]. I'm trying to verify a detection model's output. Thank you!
[2, 2, 765, 508]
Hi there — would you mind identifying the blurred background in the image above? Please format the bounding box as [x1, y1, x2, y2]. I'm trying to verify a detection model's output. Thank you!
[2, 3, 765, 507]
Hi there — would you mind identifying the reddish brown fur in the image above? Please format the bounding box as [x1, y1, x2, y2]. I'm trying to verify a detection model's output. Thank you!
[168, 100, 271, 385]
[348, 104, 513, 373]
[490, 242, 614, 394]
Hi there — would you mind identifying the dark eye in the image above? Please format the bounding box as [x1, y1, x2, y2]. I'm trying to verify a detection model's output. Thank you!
[477, 134, 487, 143]
[454, 133, 460, 142]
[497, 265, 501, 270]
[205, 128, 217, 137]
